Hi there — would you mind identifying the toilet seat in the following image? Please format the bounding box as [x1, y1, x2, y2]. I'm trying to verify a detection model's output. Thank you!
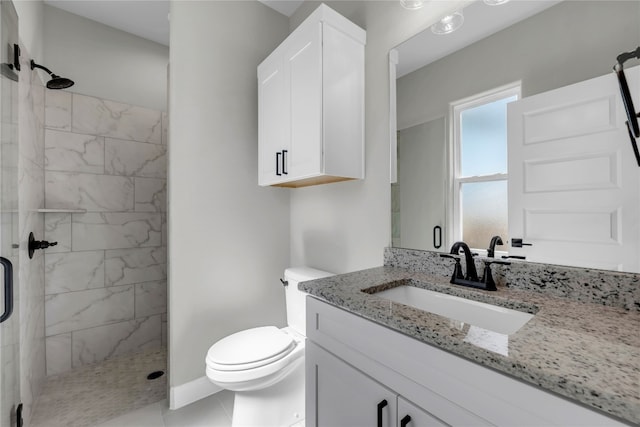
[205, 326, 305, 386]
[206, 326, 295, 371]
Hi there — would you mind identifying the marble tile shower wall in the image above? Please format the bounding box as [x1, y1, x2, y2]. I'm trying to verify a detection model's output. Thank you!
[42, 91, 168, 376]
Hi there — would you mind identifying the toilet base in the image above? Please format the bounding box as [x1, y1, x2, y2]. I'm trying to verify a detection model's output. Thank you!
[231, 357, 305, 427]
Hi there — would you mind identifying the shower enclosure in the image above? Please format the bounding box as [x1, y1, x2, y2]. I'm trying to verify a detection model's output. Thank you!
[0, 1, 20, 426]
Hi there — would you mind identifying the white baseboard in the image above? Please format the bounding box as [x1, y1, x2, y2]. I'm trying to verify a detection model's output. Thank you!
[169, 376, 222, 410]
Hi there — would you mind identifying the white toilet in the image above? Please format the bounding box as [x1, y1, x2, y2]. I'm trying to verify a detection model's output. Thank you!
[205, 267, 333, 427]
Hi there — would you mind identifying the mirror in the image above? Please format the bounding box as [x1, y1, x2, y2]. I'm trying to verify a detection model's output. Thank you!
[392, 0, 640, 272]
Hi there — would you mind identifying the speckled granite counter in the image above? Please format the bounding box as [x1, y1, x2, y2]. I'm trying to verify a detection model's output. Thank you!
[300, 265, 640, 424]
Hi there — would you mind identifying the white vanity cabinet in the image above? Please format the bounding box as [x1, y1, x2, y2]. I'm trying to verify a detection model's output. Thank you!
[308, 341, 457, 427]
[308, 341, 397, 427]
[257, 4, 365, 188]
[305, 297, 629, 427]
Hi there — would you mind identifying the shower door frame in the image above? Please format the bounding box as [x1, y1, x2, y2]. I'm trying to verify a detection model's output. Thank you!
[0, 1, 20, 426]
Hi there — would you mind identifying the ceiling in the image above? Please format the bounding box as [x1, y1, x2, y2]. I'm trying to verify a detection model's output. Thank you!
[396, 0, 562, 77]
[44, 0, 171, 46]
[44, 0, 561, 69]
[259, 0, 305, 17]
[43, 0, 305, 47]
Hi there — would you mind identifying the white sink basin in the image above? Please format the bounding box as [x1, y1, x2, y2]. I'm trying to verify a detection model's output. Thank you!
[373, 286, 534, 335]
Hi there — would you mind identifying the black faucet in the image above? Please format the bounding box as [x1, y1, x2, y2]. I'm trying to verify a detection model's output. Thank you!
[440, 241, 510, 291]
[487, 235, 503, 258]
[449, 241, 479, 282]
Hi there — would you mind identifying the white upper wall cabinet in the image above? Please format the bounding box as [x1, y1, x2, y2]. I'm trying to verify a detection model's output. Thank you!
[258, 4, 366, 188]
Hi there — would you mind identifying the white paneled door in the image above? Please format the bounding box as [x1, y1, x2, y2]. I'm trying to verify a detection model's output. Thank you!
[508, 66, 640, 272]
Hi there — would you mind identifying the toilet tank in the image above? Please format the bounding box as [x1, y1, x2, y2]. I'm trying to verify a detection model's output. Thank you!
[284, 267, 334, 336]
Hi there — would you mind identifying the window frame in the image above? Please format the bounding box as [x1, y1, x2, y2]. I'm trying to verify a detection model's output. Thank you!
[448, 82, 521, 254]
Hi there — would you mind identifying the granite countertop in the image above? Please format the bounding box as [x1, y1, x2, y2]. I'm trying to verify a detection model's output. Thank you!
[299, 266, 640, 424]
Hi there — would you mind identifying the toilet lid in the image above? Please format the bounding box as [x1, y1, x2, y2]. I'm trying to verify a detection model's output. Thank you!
[206, 326, 295, 371]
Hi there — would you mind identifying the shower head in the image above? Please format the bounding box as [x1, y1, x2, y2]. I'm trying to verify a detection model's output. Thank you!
[30, 60, 74, 90]
[46, 75, 74, 90]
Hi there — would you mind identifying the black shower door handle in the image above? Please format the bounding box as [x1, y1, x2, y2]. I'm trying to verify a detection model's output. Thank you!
[433, 225, 442, 249]
[0, 257, 14, 323]
[616, 65, 639, 138]
[614, 47, 640, 166]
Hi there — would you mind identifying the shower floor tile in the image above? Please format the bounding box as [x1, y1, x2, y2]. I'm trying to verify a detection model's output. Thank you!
[30, 346, 166, 427]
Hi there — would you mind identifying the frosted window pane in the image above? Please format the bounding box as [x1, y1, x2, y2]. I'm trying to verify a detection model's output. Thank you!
[460, 95, 516, 177]
[461, 181, 508, 250]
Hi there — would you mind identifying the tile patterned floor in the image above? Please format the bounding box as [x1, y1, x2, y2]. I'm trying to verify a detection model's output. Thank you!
[94, 392, 234, 427]
[95, 392, 306, 427]
[30, 347, 167, 427]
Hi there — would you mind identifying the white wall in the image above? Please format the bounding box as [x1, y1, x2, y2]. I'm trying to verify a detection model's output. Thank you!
[168, 0, 290, 401]
[168, 0, 470, 406]
[14, 0, 43, 62]
[288, 1, 468, 274]
[42, 5, 168, 111]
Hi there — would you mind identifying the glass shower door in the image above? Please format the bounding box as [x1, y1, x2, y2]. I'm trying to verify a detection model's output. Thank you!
[0, 1, 20, 426]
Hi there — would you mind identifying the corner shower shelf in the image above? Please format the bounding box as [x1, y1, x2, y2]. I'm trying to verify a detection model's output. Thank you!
[36, 208, 87, 213]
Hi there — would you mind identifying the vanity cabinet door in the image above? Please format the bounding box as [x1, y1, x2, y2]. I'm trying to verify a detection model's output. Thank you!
[397, 397, 449, 427]
[257, 21, 330, 187]
[307, 342, 397, 427]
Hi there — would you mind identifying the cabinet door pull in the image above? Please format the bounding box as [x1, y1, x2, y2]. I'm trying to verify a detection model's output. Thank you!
[377, 399, 388, 427]
[276, 152, 282, 176]
[433, 225, 442, 249]
[400, 415, 412, 427]
[0, 257, 14, 323]
[282, 150, 288, 175]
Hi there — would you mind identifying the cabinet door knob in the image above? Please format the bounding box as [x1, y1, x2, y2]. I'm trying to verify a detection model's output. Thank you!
[377, 399, 388, 427]
[400, 415, 412, 427]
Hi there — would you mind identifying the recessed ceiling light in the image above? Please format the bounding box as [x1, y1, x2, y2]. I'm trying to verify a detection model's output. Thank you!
[483, 0, 511, 5]
[400, 0, 425, 10]
[431, 11, 464, 35]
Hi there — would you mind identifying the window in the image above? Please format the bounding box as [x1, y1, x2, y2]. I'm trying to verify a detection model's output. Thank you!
[450, 84, 520, 252]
